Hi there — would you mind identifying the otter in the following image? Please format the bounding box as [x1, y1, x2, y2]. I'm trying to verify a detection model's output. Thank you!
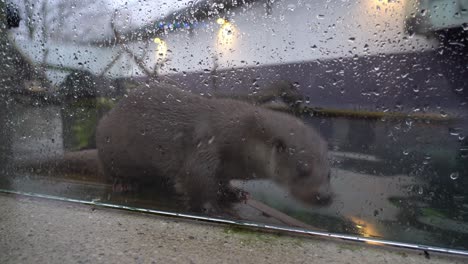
[96, 82, 332, 212]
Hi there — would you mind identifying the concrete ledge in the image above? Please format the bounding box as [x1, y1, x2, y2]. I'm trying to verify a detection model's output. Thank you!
[0, 193, 465, 264]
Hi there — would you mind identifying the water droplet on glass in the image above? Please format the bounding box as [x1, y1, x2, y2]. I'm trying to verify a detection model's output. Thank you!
[450, 172, 459, 180]
[455, 87, 464, 92]
[418, 186, 424, 195]
[422, 154, 431, 165]
[208, 136, 215, 144]
[449, 127, 462, 136]
[287, 4, 296, 11]
[462, 23, 468, 31]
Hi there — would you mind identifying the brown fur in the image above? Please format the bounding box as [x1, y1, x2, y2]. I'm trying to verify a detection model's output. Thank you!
[96, 82, 331, 212]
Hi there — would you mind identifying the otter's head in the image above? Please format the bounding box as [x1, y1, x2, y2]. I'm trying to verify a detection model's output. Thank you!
[249, 113, 333, 206]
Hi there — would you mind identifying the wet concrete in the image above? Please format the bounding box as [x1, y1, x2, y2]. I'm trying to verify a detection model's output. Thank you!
[1, 193, 466, 264]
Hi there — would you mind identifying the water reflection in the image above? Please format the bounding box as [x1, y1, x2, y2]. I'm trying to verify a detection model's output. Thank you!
[348, 216, 381, 240]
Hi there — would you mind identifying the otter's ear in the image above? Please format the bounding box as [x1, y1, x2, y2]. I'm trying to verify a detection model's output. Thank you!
[272, 139, 286, 153]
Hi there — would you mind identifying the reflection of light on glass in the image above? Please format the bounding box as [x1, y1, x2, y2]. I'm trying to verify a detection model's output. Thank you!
[349, 216, 382, 245]
[217, 21, 236, 48]
[153, 37, 168, 61]
[153, 37, 162, 44]
[216, 17, 226, 25]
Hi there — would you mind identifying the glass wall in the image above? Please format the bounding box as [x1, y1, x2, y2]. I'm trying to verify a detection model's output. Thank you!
[1, 0, 467, 252]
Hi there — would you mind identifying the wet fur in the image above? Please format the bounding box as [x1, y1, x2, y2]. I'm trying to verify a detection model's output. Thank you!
[96, 82, 331, 212]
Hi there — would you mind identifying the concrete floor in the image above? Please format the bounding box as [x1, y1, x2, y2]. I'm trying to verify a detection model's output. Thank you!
[0, 193, 466, 264]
